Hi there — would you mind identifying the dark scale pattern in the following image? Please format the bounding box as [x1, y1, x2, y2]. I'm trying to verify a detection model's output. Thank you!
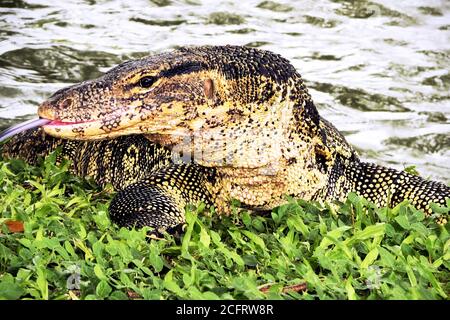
[316, 155, 353, 201]
[110, 184, 182, 229]
[110, 163, 215, 229]
[2, 45, 449, 231]
[344, 162, 449, 220]
[182, 45, 297, 84]
[73, 134, 174, 189]
[180, 45, 300, 105]
[1, 128, 67, 165]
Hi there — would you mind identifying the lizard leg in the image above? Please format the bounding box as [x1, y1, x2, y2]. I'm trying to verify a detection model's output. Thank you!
[108, 163, 215, 233]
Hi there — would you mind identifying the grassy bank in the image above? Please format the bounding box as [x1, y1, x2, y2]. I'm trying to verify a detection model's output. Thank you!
[0, 153, 448, 300]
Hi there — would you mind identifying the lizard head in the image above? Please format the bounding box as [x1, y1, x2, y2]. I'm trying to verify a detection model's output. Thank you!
[38, 45, 321, 168]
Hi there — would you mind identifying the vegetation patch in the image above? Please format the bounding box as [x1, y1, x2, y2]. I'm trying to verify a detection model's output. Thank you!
[0, 152, 448, 300]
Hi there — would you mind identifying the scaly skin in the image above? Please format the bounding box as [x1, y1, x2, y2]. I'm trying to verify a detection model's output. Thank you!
[2, 128, 214, 231]
[2, 45, 449, 229]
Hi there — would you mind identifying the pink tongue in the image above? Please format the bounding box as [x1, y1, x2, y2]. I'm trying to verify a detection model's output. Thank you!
[47, 120, 86, 126]
[0, 118, 51, 143]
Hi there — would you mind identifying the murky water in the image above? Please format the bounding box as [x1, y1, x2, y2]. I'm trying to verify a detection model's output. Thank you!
[0, 0, 449, 182]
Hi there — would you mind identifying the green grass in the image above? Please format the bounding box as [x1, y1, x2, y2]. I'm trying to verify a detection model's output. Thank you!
[0, 152, 449, 300]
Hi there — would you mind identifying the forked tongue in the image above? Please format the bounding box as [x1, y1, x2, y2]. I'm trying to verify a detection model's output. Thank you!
[0, 118, 51, 143]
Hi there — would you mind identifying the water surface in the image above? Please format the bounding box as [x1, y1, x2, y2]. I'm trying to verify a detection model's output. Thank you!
[0, 0, 449, 181]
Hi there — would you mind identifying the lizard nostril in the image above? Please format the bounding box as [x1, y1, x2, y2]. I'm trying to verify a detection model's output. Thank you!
[61, 98, 73, 109]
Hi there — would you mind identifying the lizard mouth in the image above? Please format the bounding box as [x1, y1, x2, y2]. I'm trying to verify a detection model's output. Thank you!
[45, 119, 96, 126]
[37, 99, 154, 139]
[41, 116, 121, 139]
[0, 103, 173, 142]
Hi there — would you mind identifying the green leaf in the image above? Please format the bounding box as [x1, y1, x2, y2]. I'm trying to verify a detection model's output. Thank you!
[347, 192, 361, 204]
[287, 215, 309, 237]
[149, 250, 164, 273]
[319, 226, 351, 248]
[210, 230, 221, 245]
[361, 248, 379, 269]
[183, 273, 193, 287]
[163, 270, 183, 295]
[218, 247, 244, 266]
[64, 241, 77, 257]
[242, 230, 266, 250]
[1, 163, 16, 176]
[395, 215, 410, 229]
[405, 265, 417, 287]
[181, 210, 196, 259]
[379, 247, 396, 267]
[119, 273, 133, 287]
[252, 217, 266, 232]
[345, 276, 357, 300]
[199, 227, 210, 249]
[243, 254, 258, 266]
[242, 211, 252, 227]
[403, 165, 420, 176]
[0, 281, 24, 299]
[94, 264, 107, 281]
[77, 224, 87, 239]
[347, 224, 385, 244]
[92, 241, 103, 257]
[109, 290, 129, 300]
[36, 268, 49, 300]
[96, 280, 112, 298]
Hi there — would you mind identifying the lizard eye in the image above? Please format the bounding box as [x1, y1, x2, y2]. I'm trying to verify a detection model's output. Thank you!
[139, 76, 156, 88]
